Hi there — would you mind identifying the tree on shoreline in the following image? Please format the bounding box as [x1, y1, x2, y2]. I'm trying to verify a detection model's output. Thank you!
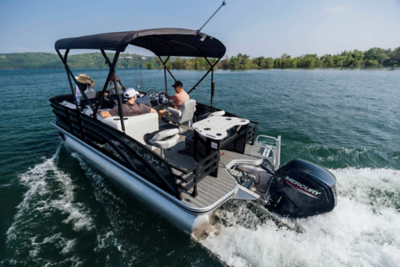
[152, 46, 399, 70]
[1, 47, 399, 70]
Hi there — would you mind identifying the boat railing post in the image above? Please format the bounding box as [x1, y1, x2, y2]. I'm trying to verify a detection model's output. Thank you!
[161, 56, 171, 94]
[164, 66, 168, 94]
[211, 68, 214, 107]
[187, 58, 220, 94]
[94, 50, 121, 118]
[56, 50, 95, 112]
[113, 71, 125, 132]
[275, 136, 281, 170]
[56, 49, 80, 110]
[56, 49, 88, 138]
[191, 163, 199, 197]
[56, 53, 96, 114]
[157, 56, 175, 93]
[64, 66, 97, 113]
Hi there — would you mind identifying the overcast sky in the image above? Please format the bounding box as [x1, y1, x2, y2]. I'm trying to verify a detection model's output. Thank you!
[1, 0, 399, 57]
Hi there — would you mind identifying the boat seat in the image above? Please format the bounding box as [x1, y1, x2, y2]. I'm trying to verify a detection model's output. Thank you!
[80, 89, 97, 107]
[82, 89, 96, 99]
[144, 129, 180, 158]
[97, 112, 159, 144]
[164, 99, 196, 131]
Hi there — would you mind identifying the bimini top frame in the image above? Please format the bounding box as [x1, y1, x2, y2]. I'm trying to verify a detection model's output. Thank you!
[55, 28, 226, 57]
[55, 28, 226, 131]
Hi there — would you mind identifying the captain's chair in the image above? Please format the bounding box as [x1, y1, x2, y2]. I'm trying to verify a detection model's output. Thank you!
[164, 99, 196, 131]
[145, 128, 180, 158]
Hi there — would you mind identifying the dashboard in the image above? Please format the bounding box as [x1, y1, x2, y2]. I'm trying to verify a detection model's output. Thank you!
[136, 90, 169, 107]
[147, 91, 159, 100]
[147, 91, 160, 106]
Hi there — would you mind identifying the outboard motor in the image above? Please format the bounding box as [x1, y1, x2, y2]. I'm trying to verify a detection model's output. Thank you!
[265, 159, 337, 217]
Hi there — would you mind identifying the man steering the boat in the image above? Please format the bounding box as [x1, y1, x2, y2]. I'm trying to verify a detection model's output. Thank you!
[158, 80, 190, 118]
[97, 88, 157, 118]
[165, 80, 190, 109]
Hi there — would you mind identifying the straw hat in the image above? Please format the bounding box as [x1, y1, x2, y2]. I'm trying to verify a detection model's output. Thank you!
[75, 74, 92, 84]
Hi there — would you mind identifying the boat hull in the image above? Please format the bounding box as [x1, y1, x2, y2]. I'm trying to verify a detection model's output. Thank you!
[54, 123, 216, 238]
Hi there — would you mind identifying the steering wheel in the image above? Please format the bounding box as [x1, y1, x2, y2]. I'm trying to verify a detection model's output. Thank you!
[135, 90, 158, 107]
[159, 92, 170, 105]
[143, 90, 158, 99]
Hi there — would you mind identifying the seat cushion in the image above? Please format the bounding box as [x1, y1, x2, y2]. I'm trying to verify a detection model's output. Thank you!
[164, 99, 196, 124]
[144, 129, 180, 150]
[100, 112, 159, 144]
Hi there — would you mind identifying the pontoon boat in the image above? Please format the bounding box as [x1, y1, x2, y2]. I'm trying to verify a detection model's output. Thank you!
[50, 28, 337, 238]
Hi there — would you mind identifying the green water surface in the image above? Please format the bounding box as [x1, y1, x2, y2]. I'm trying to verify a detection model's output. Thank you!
[0, 69, 399, 267]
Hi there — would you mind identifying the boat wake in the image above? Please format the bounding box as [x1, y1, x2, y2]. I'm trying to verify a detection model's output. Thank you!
[2, 145, 94, 267]
[3, 145, 400, 267]
[201, 168, 400, 267]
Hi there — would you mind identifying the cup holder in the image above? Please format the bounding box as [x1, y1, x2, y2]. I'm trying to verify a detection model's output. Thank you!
[204, 128, 211, 131]
[216, 133, 222, 136]
[226, 118, 232, 121]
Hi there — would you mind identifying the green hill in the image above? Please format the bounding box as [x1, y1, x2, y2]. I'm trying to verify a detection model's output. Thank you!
[0, 52, 156, 70]
[1, 47, 399, 70]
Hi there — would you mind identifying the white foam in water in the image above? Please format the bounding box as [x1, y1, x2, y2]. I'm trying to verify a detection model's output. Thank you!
[5, 146, 92, 264]
[71, 153, 125, 254]
[49, 165, 93, 231]
[8, 146, 93, 237]
[201, 168, 400, 267]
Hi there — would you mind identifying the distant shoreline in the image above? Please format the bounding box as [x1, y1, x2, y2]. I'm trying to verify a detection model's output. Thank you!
[1, 67, 398, 72]
[0, 66, 398, 71]
[1, 48, 399, 70]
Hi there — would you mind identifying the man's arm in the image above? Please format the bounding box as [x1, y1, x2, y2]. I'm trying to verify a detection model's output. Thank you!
[97, 111, 112, 118]
[150, 108, 157, 113]
[164, 92, 172, 100]
[169, 95, 178, 108]
[97, 105, 117, 118]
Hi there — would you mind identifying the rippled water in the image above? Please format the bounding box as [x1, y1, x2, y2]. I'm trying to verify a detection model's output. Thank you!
[0, 69, 399, 266]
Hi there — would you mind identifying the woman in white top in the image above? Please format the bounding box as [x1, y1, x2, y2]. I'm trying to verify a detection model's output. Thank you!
[108, 75, 125, 95]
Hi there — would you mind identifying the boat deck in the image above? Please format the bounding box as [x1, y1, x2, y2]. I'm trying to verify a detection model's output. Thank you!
[152, 124, 257, 209]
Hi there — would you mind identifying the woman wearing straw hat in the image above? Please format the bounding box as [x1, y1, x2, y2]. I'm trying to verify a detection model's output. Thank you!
[74, 74, 95, 105]
[75, 74, 95, 90]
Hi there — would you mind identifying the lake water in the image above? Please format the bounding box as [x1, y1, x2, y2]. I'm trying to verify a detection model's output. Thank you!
[0, 68, 399, 267]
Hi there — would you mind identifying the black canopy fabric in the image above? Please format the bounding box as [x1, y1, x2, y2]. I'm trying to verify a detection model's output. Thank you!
[55, 28, 226, 58]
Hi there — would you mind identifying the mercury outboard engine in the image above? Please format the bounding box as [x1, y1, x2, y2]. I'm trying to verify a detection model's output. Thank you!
[265, 159, 337, 217]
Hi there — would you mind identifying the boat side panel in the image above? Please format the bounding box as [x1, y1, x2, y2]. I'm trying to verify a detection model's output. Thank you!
[61, 129, 212, 237]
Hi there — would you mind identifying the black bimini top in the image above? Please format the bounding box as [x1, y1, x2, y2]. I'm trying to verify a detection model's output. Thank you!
[55, 28, 226, 58]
